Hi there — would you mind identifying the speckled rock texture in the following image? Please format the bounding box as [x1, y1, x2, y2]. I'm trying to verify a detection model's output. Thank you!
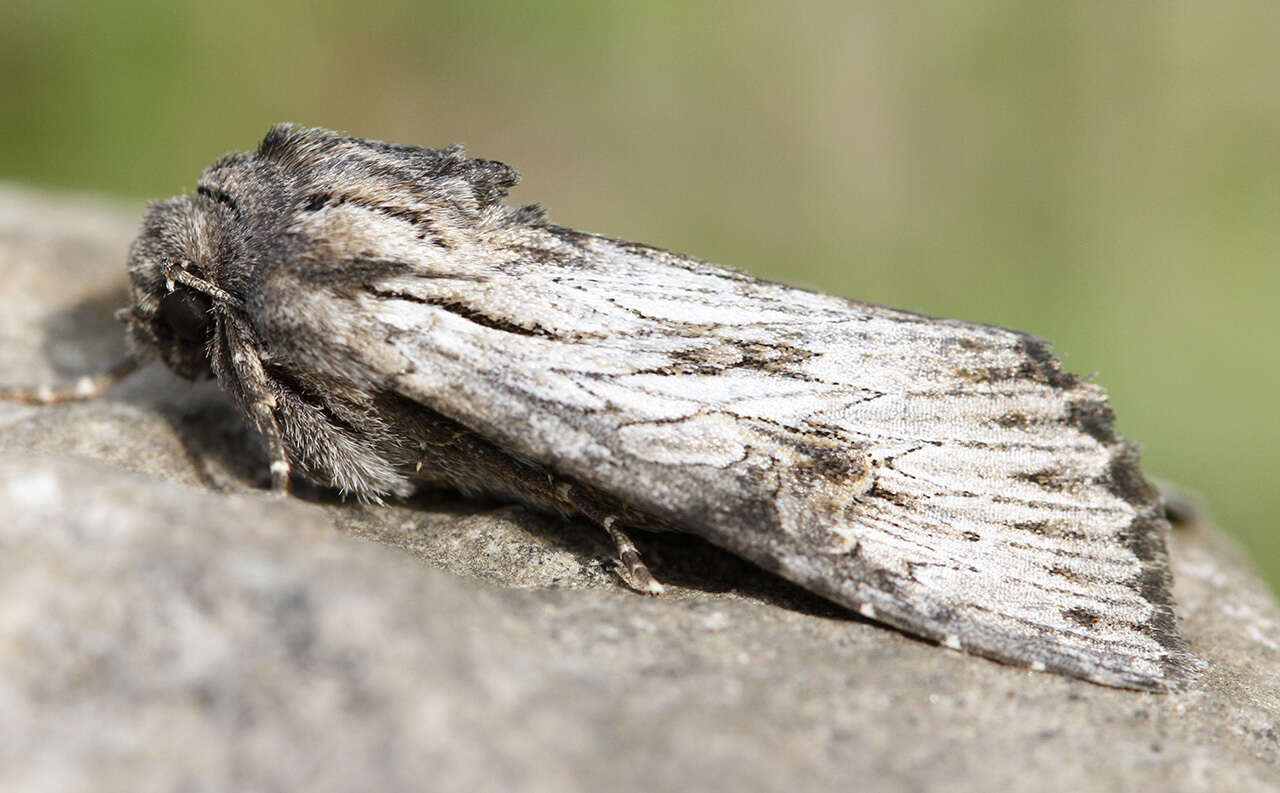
[1, 185, 1277, 793]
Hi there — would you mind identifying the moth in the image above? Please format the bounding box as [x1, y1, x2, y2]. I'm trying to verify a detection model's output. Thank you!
[3, 124, 1197, 691]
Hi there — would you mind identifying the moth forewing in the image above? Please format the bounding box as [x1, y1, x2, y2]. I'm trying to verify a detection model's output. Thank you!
[341, 232, 1194, 691]
[1, 124, 1198, 691]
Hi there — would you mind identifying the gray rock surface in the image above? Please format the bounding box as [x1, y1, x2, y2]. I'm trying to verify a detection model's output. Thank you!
[1, 184, 1278, 792]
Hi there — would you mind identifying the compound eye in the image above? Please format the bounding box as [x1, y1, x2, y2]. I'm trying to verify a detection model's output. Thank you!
[161, 287, 212, 342]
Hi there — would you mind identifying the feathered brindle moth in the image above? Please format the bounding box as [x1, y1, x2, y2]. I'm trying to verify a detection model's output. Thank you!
[2, 125, 1198, 691]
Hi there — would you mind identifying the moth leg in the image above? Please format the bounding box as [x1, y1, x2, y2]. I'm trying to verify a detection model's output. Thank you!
[220, 314, 291, 493]
[0, 355, 144, 404]
[162, 262, 244, 309]
[598, 515, 665, 596]
[544, 478, 663, 594]
[416, 419, 664, 594]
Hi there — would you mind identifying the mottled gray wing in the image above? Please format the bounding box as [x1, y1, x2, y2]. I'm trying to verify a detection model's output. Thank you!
[263, 206, 1196, 691]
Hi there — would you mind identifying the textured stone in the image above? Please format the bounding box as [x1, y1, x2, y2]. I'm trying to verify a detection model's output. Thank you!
[1, 185, 1278, 792]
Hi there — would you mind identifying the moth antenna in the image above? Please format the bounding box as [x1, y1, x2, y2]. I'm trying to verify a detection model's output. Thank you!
[0, 353, 147, 405]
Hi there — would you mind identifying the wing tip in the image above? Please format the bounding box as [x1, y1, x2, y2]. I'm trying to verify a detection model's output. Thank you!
[1102, 647, 1205, 693]
[1156, 648, 1208, 693]
[977, 628, 1203, 693]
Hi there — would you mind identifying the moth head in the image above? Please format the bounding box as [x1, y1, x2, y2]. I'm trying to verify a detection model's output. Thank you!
[123, 195, 229, 380]
[119, 124, 537, 380]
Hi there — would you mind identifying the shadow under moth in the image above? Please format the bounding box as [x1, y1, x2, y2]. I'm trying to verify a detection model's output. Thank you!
[2, 124, 1199, 692]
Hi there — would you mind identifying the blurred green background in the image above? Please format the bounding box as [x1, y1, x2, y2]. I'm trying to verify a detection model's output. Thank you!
[3, 2, 1276, 590]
